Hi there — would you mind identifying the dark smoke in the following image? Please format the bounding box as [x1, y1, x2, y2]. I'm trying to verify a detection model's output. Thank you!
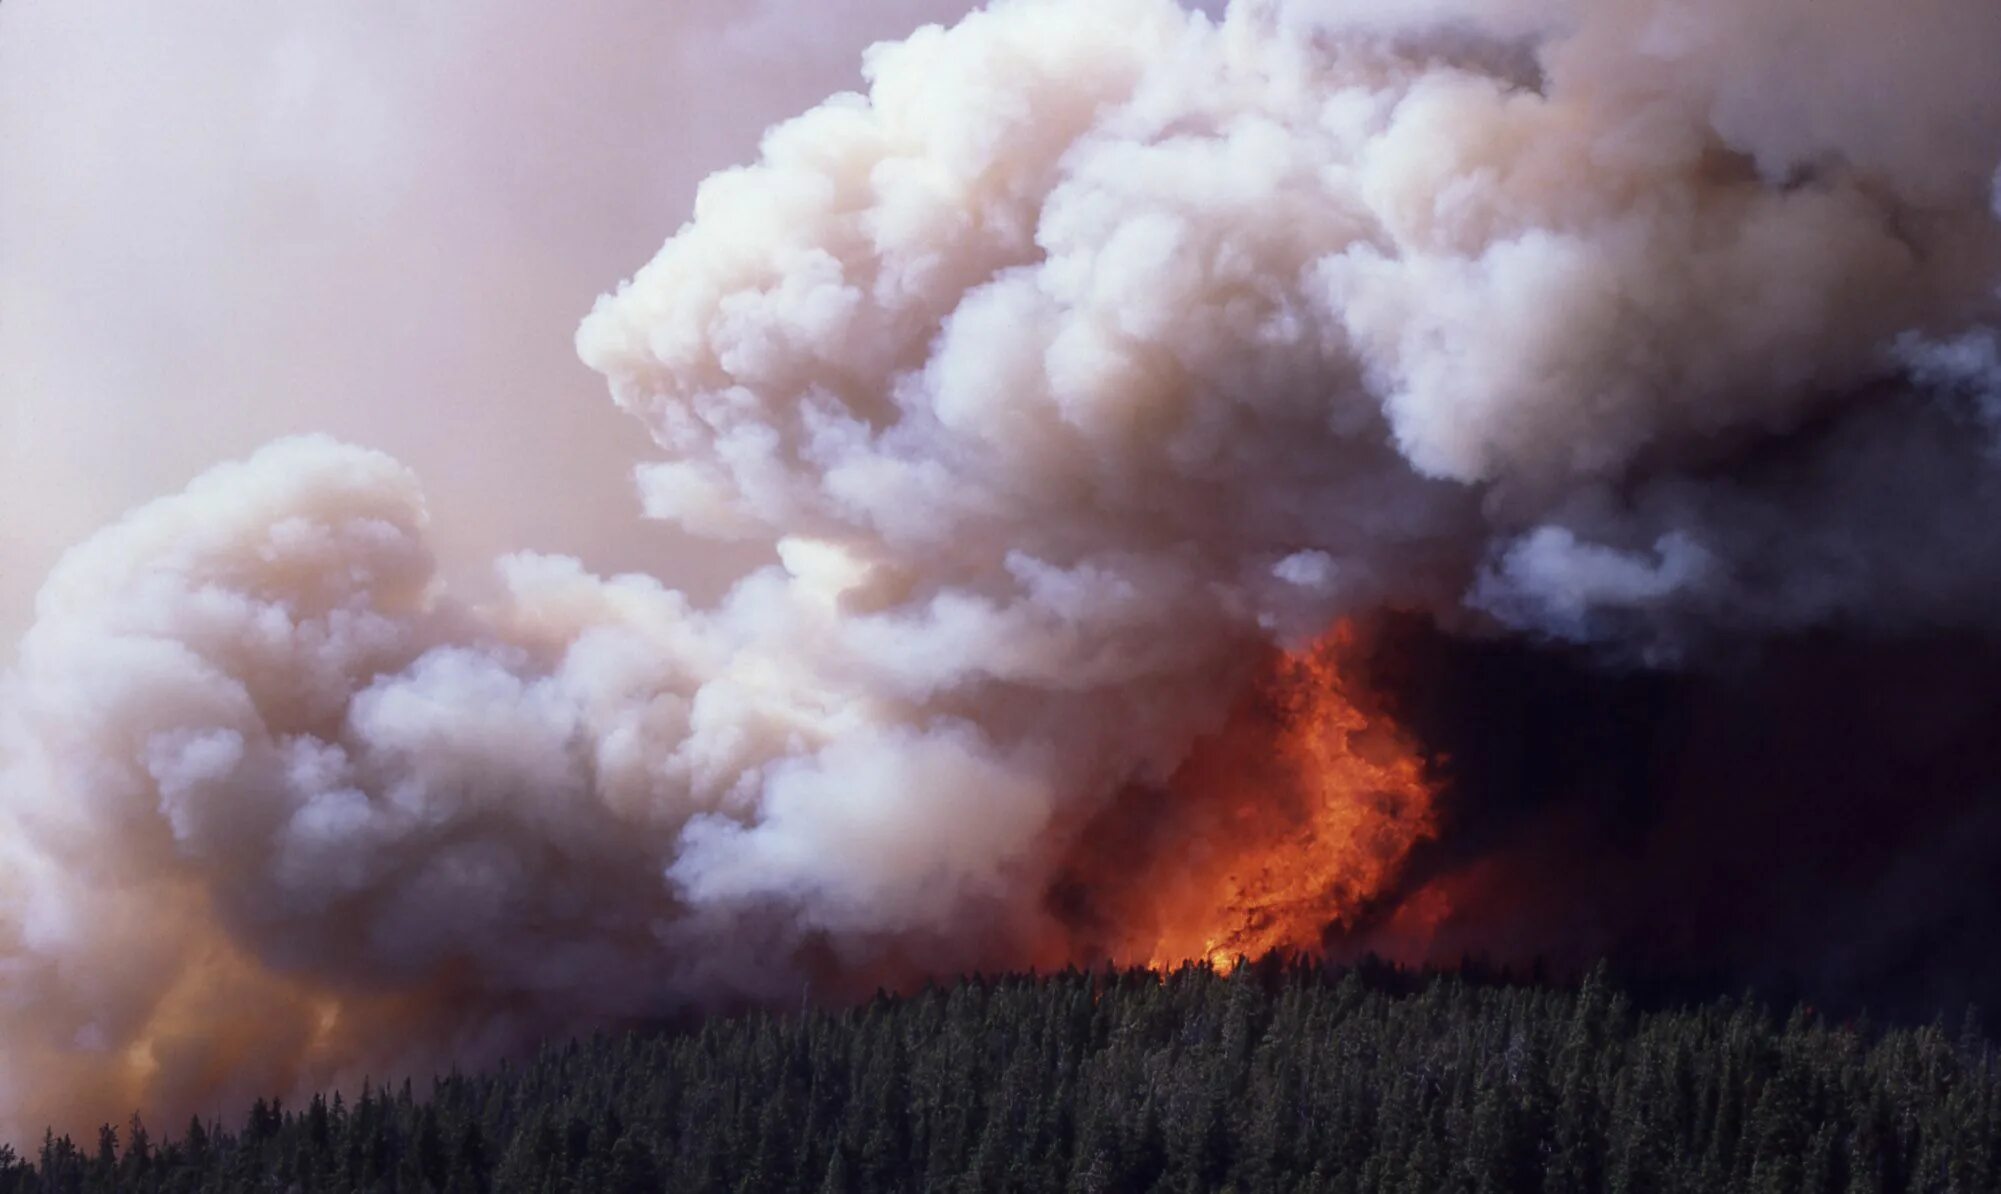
[1342, 615, 2001, 1019]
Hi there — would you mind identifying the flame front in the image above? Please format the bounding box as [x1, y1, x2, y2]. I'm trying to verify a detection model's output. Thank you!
[1067, 624, 1439, 973]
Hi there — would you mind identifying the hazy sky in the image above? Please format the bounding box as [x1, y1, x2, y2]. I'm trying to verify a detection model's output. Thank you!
[0, 0, 976, 644]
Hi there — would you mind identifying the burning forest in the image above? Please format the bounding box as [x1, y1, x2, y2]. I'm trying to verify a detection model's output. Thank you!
[5, 0, 2001, 1150]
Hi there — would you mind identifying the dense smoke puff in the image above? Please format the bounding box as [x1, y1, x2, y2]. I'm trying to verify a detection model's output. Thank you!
[5, 0, 2001, 1140]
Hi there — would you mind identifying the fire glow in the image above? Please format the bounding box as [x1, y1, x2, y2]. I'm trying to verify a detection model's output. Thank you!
[1066, 625, 1440, 974]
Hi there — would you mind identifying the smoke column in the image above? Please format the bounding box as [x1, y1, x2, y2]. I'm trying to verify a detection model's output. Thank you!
[5, 0, 2001, 1141]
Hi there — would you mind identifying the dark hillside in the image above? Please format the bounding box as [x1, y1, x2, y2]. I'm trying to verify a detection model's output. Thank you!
[7, 963, 1997, 1193]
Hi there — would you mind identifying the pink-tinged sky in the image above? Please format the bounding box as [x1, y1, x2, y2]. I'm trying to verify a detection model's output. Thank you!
[0, 0, 975, 644]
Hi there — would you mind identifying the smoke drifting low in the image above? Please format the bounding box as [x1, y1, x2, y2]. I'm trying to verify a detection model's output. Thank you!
[6, 0, 2001, 1141]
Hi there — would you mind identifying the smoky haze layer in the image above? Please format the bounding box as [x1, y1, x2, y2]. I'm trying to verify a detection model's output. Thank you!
[5, 0, 2001, 1142]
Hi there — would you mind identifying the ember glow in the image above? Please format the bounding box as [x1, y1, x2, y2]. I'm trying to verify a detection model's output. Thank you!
[1149, 632, 1437, 971]
[1059, 625, 1439, 974]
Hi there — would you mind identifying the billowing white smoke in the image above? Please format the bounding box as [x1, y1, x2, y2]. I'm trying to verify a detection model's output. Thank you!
[5, 0, 2001, 1139]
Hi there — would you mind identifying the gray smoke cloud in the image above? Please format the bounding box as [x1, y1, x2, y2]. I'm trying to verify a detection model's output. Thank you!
[4, 0, 2001, 1140]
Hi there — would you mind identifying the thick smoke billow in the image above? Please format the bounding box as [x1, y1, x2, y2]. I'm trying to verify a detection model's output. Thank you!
[5, 0, 2001, 1140]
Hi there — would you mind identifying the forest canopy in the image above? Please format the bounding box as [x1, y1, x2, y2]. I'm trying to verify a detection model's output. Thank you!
[4, 962, 1996, 1193]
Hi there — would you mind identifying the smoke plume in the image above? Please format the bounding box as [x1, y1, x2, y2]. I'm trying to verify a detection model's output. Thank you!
[6, 0, 2001, 1140]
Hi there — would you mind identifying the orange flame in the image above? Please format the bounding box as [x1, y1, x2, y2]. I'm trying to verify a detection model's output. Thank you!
[1068, 623, 1439, 973]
